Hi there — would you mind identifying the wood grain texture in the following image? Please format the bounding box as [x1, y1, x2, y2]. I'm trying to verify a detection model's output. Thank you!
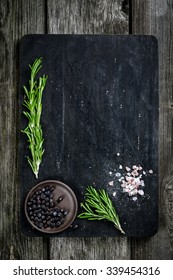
[47, 0, 130, 260]
[47, 0, 129, 34]
[0, 0, 47, 259]
[49, 237, 131, 260]
[132, 0, 173, 259]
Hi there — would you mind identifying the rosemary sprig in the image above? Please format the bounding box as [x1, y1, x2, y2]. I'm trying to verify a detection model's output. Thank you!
[22, 58, 48, 178]
[78, 186, 125, 234]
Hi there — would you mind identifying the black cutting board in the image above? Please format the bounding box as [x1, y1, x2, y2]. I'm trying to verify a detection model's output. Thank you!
[19, 34, 158, 237]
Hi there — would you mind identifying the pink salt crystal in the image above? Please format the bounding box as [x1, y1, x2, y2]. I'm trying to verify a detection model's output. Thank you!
[126, 167, 131, 172]
[132, 189, 138, 195]
[135, 177, 141, 184]
[121, 182, 126, 188]
[131, 180, 137, 185]
[132, 165, 137, 169]
[140, 180, 145, 186]
[126, 176, 132, 182]
[131, 170, 139, 176]
[128, 191, 133, 196]
[149, 169, 153, 174]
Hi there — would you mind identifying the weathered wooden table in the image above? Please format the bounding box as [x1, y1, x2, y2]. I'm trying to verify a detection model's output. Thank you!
[0, 0, 173, 260]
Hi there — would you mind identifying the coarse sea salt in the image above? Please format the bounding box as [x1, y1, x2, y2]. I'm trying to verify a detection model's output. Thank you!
[108, 181, 114, 186]
[116, 164, 154, 200]
[119, 164, 148, 198]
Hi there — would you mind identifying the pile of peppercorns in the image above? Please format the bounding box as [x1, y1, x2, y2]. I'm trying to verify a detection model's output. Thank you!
[26, 185, 68, 230]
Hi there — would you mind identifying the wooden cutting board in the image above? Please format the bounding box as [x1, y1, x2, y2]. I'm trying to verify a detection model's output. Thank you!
[19, 34, 158, 237]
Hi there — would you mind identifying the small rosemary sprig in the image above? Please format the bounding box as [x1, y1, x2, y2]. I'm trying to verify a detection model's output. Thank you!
[22, 58, 48, 178]
[78, 186, 125, 234]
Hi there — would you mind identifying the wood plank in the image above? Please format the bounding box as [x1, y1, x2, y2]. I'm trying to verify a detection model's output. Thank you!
[0, 0, 47, 259]
[47, 0, 130, 259]
[47, 0, 129, 34]
[132, 0, 173, 259]
[49, 237, 131, 259]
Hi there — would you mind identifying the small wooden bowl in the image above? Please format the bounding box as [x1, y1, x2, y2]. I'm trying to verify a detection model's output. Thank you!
[24, 180, 78, 233]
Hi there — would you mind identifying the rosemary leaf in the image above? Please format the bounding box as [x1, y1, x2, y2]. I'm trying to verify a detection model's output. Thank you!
[78, 186, 125, 234]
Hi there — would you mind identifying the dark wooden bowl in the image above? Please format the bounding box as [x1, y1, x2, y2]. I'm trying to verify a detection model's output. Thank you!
[24, 180, 78, 233]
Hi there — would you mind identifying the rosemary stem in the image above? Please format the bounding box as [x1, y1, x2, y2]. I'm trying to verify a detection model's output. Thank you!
[78, 186, 125, 234]
[22, 58, 48, 178]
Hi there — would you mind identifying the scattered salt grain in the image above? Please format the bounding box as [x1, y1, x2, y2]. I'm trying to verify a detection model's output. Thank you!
[138, 189, 144, 196]
[109, 171, 113, 175]
[115, 172, 121, 177]
[126, 167, 131, 172]
[117, 153, 120, 156]
[143, 171, 146, 175]
[119, 165, 123, 169]
[132, 197, 137, 201]
[149, 169, 153, 174]
[113, 191, 116, 197]
[108, 181, 114, 186]
[140, 180, 145, 187]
